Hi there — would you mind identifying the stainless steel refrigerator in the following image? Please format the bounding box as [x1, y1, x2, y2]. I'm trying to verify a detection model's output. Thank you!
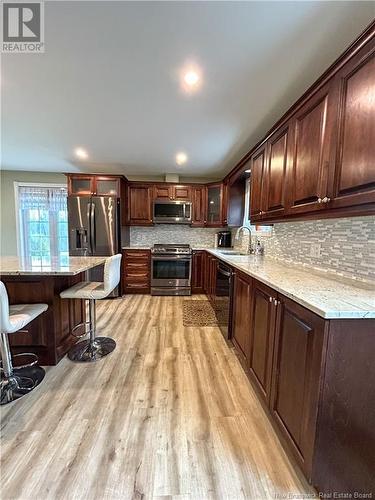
[68, 196, 121, 296]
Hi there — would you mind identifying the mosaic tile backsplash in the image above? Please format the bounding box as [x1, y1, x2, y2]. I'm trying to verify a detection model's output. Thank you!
[130, 216, 375, 283]
[130, 225, 219, 249]
[233, 216, 375, 283]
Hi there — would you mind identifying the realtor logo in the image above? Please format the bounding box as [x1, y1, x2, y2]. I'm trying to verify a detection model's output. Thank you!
[1, 2, 44, 52]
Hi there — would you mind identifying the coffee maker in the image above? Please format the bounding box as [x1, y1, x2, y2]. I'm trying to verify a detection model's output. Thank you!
[216, 231, 232, 248]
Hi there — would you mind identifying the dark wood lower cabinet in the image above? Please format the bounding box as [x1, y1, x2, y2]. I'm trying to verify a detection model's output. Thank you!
[226, 268, 375, 494]
[192, 250, 205, 293]
[122, 249, 151, 293]
[232, 272, 252, 364]
[203, 252, 217, 301]
[313, 319, 375, 494]
[2, 274, 86, 365]
[270, 296, 326, 478]
[249, 281, 277, 404]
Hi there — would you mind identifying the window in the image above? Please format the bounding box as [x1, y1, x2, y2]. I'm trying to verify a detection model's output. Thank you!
[16, 183, 68, 266]
[244, 177, 273, 235]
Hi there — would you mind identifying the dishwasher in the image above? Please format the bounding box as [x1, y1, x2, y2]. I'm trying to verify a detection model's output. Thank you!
[215, 262, 235, 341]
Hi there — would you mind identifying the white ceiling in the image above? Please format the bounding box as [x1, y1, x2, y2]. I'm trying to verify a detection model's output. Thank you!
[1, 1, 374, 179]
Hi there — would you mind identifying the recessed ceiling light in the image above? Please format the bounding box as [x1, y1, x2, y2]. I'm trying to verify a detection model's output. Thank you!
[74, 147, 88, 160]
[184, 71, 199, 87]
[176, 152, 188, 165]
[245, 169, 251, 173]
[180, 64, 202, 93]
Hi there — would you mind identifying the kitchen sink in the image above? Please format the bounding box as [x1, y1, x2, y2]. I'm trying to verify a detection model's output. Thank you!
[218, 250, 249, 256]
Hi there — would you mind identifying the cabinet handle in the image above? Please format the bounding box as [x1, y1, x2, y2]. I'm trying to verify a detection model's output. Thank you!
[273, 298, 278, 306]
[317, 198, 322, 204]
[269, 297, 273, 303]
[322, 196, 331, 203]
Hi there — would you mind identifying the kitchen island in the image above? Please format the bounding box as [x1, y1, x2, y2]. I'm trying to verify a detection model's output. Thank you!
[0, 256, 106, 365]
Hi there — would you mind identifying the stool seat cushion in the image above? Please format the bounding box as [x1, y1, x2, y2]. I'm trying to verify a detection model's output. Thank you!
[5, 303, 48, 334]
[60, 281, 109, 300]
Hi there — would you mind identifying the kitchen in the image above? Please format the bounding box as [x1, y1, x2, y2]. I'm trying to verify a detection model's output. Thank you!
[1, 2, 374, 499]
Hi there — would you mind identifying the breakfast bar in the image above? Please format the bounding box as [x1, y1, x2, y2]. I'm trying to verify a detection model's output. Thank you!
[0, 256, 106, 365]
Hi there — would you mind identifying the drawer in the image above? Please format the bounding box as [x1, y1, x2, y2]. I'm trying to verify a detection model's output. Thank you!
[124, 270, 150, 280]
[125, 261, 149, 270]
[124, 282, 150, 291]
[124, 250, 150, 260]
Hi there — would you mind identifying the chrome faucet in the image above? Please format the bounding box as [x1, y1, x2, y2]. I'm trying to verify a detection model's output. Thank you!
[235, 226, 254, 254]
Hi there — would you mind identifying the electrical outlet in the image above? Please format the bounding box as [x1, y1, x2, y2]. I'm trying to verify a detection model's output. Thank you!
[310, 242, 321, 258]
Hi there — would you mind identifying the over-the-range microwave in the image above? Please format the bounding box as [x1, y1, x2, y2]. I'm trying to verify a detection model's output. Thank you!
[153, 200, 192, 224]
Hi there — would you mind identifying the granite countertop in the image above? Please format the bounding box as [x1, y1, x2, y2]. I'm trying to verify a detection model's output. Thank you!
[0, 256, 107, 276]
[206, 249, 375, 320]
[122, 246, 151, 250]
[122, 246, 216, 250]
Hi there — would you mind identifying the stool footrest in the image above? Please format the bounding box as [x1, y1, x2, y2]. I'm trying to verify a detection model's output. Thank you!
[71, 321, 91, 339]
[0, 352, 38, 371]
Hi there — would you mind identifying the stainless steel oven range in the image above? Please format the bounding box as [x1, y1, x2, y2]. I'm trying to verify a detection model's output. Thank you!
[151, 244, 192, 296]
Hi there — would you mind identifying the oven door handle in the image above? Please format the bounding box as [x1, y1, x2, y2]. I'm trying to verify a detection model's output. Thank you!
[152, 256, 191, 261]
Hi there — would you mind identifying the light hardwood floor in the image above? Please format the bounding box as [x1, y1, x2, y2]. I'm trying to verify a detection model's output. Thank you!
[1, 295, 314, 500]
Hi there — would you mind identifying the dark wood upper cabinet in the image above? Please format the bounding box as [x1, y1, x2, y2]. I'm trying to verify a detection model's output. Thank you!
[248, 281, 277, 404]
[329, 39, 375, 209]
[262, 124, 291, 218]
[153, 184, 191, 201]
[243, 22, 375, 224]
[270, 296, 326, 478]
[174, 185, 191, 201]
[126, 182, 226, 227]
[154, 185, 172, 200]
[127, 185, 153, 225]
[249, 145, 266, 221]
[232, 271, 252, 365]
[287, 81, 337, 215]
[67, 174, 124, 197]
[67, 175, 95, 196]
[95, 176, 122, 196]
[206, 183, 224, 227]
[226, 178, 245, 227]
[191, 185, 206, 226]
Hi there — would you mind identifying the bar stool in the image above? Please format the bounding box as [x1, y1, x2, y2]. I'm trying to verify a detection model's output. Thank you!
[0, 281, 47, 405]
[60, 254, 122, 362]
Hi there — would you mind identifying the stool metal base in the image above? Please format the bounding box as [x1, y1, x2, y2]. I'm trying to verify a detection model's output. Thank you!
[68, 337, 116, 362]
[0, 365, 45, 405]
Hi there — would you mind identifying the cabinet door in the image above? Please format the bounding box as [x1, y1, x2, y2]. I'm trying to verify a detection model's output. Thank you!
[248, 281, 277, 403]
[232, 272, 252, 364]
[68, 175, 95, 196]
[262, 125, 291, 219]
[95, 177, 121, 196]
[270, 296, 326, 477]
[210, 257, 217, 299]
[287, 81, 337, 215]
[249, 145, 266, 222]
[328, 40, 375, 209]
[192, 250, 205, 293]
[154, 185, 173, 200]
[127, 185, 153, 225]
[173, 185, 191, 201]
[191, 186, 206, 226]
[203, 253, 209, 293]
[206, 184, 223, 227]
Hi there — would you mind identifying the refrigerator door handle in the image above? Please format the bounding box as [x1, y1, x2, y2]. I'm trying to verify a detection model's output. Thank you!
[86, 201, 92, 255]
[91, 201, 96, 253]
